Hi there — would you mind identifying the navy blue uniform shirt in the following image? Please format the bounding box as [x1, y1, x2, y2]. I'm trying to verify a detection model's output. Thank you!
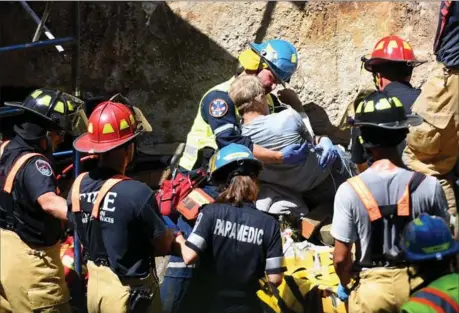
[68, 167, 166, 278]
[201, 90, 254, 151]
[351, 81, 421, 165]
[185, 202, 285, 313]
[434, 1, 459, 69]
[0, 136, 62, 246]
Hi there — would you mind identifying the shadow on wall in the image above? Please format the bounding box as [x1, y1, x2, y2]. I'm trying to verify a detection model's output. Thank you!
[0, 2, 238, 145]
[304, 102, 350, 147]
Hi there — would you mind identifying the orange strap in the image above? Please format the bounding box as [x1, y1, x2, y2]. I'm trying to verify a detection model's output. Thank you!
[422, 287, 459, 313]
[91, 175, 130, 219]
[347, 176, 382, 221]
[3, 153, 43, 194]
[71, 172, 89, 213]
[0, 140, 10, 159]
[410, 297, 445, 313]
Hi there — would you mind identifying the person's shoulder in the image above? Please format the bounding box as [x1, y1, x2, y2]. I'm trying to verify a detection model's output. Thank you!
[415, 173, 441, 194]
[24, 154, 55, 178]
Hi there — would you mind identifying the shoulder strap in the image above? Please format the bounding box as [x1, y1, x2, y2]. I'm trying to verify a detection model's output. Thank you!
[91, 174, 130, 219]
[397, 172, 426, 217]
[71, 173, 89, 213]
[3, 153, 43, 194]
[0, 140, 10, 159]
[347, 176, 382, 221]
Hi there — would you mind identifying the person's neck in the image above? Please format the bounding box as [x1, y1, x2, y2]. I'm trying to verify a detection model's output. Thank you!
[98, 157, 126, 175]
[370, 148, 405, 168]
[242, 111, 263, 124]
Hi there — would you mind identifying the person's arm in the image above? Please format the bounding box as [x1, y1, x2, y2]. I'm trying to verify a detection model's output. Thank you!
[330, 184, 357, 287]
[252, 144, 283, 164]
[23, 157, 67, 220]
[180, 210, 214, 265]
[276, 89, 304, 113]
[265, 221, 287, 287]
[430, 178, 451, 224]
[350, 128, 368, 173]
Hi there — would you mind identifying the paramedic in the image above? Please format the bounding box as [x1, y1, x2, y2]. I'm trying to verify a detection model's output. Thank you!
[69, 100, 181, 313]
[178, 39, 311, 173]
[0, 89, 85, 313]
[175, 143, 286, 313]
[331, 93, 450, 313]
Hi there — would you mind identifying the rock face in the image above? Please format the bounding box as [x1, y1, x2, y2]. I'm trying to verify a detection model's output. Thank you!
[0, 1, 441, 147]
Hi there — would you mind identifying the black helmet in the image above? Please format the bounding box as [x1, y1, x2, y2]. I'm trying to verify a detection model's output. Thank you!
[4, 88, 87, 136]
[353, 92, 423, 130]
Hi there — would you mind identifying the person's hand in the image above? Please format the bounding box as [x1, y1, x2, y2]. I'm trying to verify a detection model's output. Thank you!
[315, 137, 339, 169]
[336, 284, 350, 302]
[280, 142, 312, 165]
[277, 89, 303, 110]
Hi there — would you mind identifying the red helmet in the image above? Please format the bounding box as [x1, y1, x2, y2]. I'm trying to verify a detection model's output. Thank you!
[73, 101, 139, 154]
[362, 35, 425, 72]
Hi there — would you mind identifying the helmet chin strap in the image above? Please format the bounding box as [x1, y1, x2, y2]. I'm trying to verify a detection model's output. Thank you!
[373, 73, 381, 90]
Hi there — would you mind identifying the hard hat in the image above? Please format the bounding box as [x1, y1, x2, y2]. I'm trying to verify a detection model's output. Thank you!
[400, 213, 459, 262]
[353, 92, 423, 130]
[249, 39, 298, 84]
[4, 88, 86, 136]
[362, 35, 425, 72]
[73, 101, 140, 154]
[238, 49, 268, 72]
[209, 143, 262, 183]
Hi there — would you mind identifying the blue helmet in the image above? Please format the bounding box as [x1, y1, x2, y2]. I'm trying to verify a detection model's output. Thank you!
[250, 39, 299, 84]
[400, 214, 459, 262]
[209, 143, 263, 183]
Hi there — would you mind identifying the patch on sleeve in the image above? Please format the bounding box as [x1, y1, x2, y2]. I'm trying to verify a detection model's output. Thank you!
[209, 98, 228, 118]
[35, 159, 53, 177]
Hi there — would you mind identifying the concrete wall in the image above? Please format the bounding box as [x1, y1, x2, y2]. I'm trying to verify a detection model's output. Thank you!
[0, 1, 441, 148]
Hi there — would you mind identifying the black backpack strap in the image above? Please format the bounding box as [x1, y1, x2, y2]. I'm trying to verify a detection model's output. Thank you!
[409, 172, 426, 194]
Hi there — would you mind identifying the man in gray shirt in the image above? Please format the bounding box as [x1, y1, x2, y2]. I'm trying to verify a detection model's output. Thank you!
[229, 75, 347, 244]
[331, 90, 450, 313]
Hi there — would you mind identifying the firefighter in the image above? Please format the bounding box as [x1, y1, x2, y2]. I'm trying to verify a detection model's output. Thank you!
[400, 214, 459, 313]
[352, 35, 425, 173]
[330, 91, 450, 313]
[177, 39, 311, 173]
[175, 143, 286, 313]
[69, 100, 182, 313]
[0, 88, 85, 313]
[403, 0, 459, 239]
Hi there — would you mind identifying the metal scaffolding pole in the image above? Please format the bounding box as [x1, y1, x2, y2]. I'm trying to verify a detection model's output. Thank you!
[0, 37, 74, 53]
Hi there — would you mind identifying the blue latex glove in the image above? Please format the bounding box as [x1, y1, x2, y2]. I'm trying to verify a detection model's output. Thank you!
[280, 142, 311, 165]
[337, 284, 350, 302]
[315, 137, 338, 169]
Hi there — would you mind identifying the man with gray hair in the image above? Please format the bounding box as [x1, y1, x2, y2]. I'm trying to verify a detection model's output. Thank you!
[229, 75, 349, 244]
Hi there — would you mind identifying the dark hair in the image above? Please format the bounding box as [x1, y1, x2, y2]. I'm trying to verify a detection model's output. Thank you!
[372, 62, 414, 81]
[216, 175, 258, 207]
[360, 126, 408, 148]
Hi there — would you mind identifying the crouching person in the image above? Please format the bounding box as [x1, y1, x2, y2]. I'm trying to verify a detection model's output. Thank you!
[68, 100, 183, 313]
[174, 144, 286, 313]
[229, 75, 347, 245]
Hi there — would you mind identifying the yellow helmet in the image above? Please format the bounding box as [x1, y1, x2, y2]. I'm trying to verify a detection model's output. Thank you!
[238, 49, 268, 71]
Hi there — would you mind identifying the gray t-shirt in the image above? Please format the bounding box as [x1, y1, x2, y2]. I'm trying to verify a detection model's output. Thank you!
[241, 108, 328, 193]
[331, 163, 450, 266]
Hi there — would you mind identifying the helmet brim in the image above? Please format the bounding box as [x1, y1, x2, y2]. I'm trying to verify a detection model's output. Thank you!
[401, 240, 459, 262]
[4, 101, 63, 130]
[354, 114, 423, 130]
[249, 42, 287, 86]
[363, 57, 426, 72]
[211, 158, 263, 183]
[73, 132, 139, 154]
